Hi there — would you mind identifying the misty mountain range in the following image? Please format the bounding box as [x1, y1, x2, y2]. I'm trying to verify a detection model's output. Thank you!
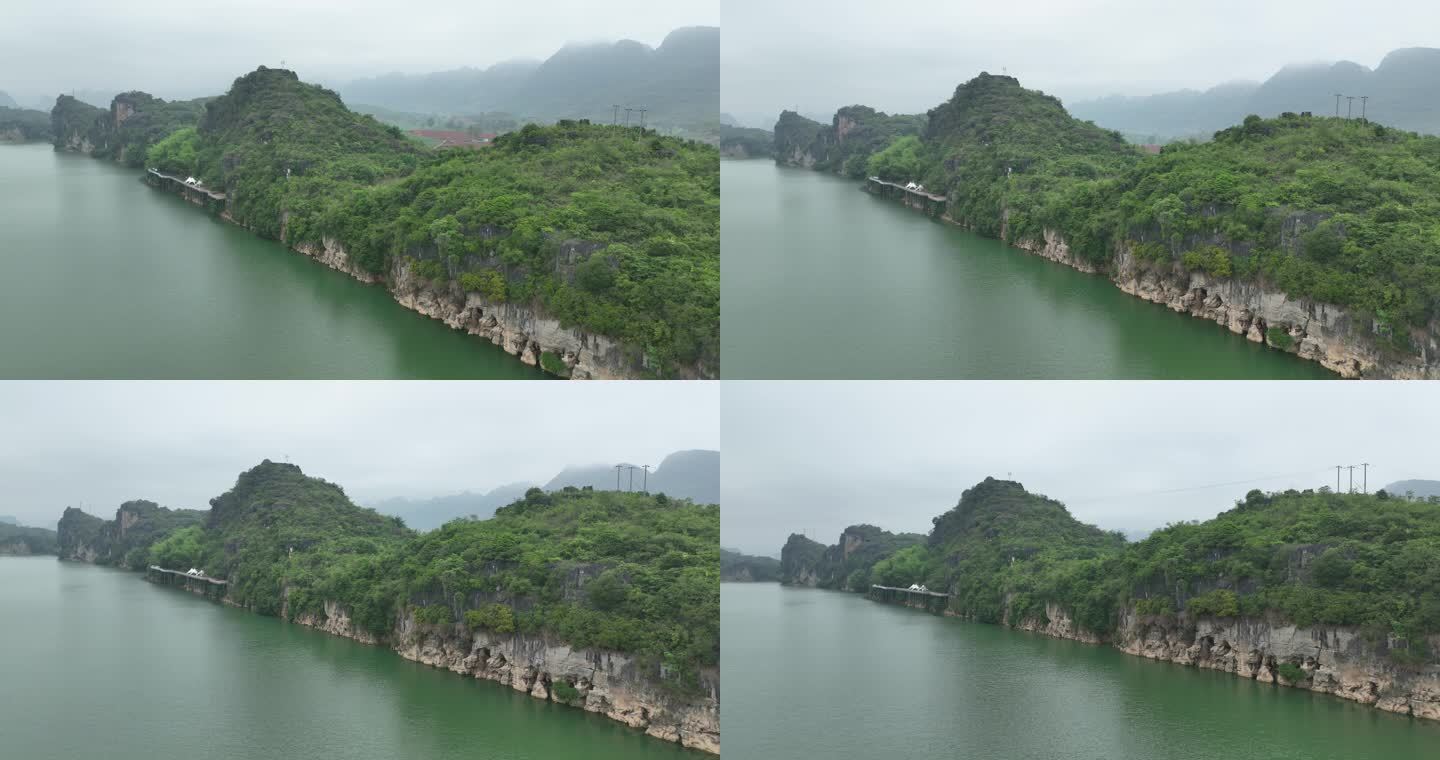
[336, 26, 717, 134]
[1072, 47, 1440, 138]
[365, 449, 718, 531]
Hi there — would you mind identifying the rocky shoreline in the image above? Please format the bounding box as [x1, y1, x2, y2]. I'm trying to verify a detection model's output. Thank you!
[871, 591, 1440, 721]
[138, 174, 647, 379]
[862, 179, 1440, 378]
[292, 601, 721, 754]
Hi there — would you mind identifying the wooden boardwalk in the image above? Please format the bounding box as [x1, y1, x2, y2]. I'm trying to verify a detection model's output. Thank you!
[147, 169, 227, 201]
[867, 177, 946, 202]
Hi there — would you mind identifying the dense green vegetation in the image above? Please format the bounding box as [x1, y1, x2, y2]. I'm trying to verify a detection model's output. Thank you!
[56, 501, 206, 569]
[782, 478, 1440, 664]
[0, 522, 58, 554]
[0, 106, 52, 141]
[119, 67, 719, 376]
[1087, 115, 1440, 337]
[70, 461, 719, 689]
[773, 106, 924, 178]
[720, 548, 780, 581]
[787, 72, 1440, 341]
[779, 525, 925, 590]
[719, 125, 773, 158]
[50, 92, 206, 167]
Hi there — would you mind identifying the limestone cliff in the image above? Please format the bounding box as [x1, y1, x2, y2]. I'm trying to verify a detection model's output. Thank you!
[56, 502, 205, 568]
[147, 176, 671, 379]
[1011, 602, 1440, 720]
[289, 601, 720, 754]
[289, 236, 646, 379]
[868, 187, 1440, 378]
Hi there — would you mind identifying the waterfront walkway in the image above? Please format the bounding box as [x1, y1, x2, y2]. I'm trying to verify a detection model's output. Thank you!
[866, 176, 946, 202]
[871, 584, 950, 598]
[148, 565, 228, 586]
[147, 169, 227, 201]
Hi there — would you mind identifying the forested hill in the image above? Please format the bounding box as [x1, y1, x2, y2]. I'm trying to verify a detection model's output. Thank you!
[55, 460, 719, 685]
[777, 73, 1440, 361]
[773, 477, 1440, 661]
[720, 549, 780, 582]
[50, 91, 207, 165]
[338, 27, 719, 139]
[779, 524, 926, 589]
[78, 66, 719, 377]
[56, 501, 206, 568]
[1072, 47, 1440, 139]
[0, 106, 51, 141]
[0, 523, 58, 555]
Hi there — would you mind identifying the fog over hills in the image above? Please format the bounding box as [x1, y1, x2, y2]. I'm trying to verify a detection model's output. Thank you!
[337, 26, 718, 133]
[1072, 48, 1440, 138]
[367, 449, 718, 530]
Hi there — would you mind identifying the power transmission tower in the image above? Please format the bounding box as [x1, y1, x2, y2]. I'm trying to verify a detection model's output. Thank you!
[1360, 96, 1369, 120]
[624, 108, 632, 126]
[1335, 465, 1342, 492]
[641, 465, 650, 493]
[612, 104, 620, 125]
[627, 465, 635, 492]
[1347, 465, 1356, 493]
[1362, 463, 1370, 494]
[1346, 96, 1355, 119]
[1333, 93, 1342, 117]
[638, 108, 647, 128]
[614, 464, 623, 491]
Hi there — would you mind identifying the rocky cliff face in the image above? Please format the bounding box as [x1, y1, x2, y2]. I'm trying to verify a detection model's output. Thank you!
[147, 170, 665, 379]
[292, 601, 720, 754]
[1107, 247, 1438, 378]
[1005, 601, 1440, 720]
[871, 184, 1440, 377]
[289, 236, 644, 379]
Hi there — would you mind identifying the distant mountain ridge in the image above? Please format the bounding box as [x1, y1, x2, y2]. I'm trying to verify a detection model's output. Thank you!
[1383, 480, 1440, 500]
[338, 26, 718, 135]
[368, 449, 718, 530]
[1072, 47, 1440, 137]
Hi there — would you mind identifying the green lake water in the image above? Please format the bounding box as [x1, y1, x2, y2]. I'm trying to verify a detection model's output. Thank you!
[0, 557, 695, 759]
[722, 583, 1440, 759]
[720, 160, 1335, 379]
[0, 143, 544, 378]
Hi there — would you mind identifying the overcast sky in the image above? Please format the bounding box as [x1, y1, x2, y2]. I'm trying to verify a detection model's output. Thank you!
[723, 0, 1440, 127]
[722, 381, 1440, 557]
[1, 0, 718, 105]
[0, 381, 718, 528]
